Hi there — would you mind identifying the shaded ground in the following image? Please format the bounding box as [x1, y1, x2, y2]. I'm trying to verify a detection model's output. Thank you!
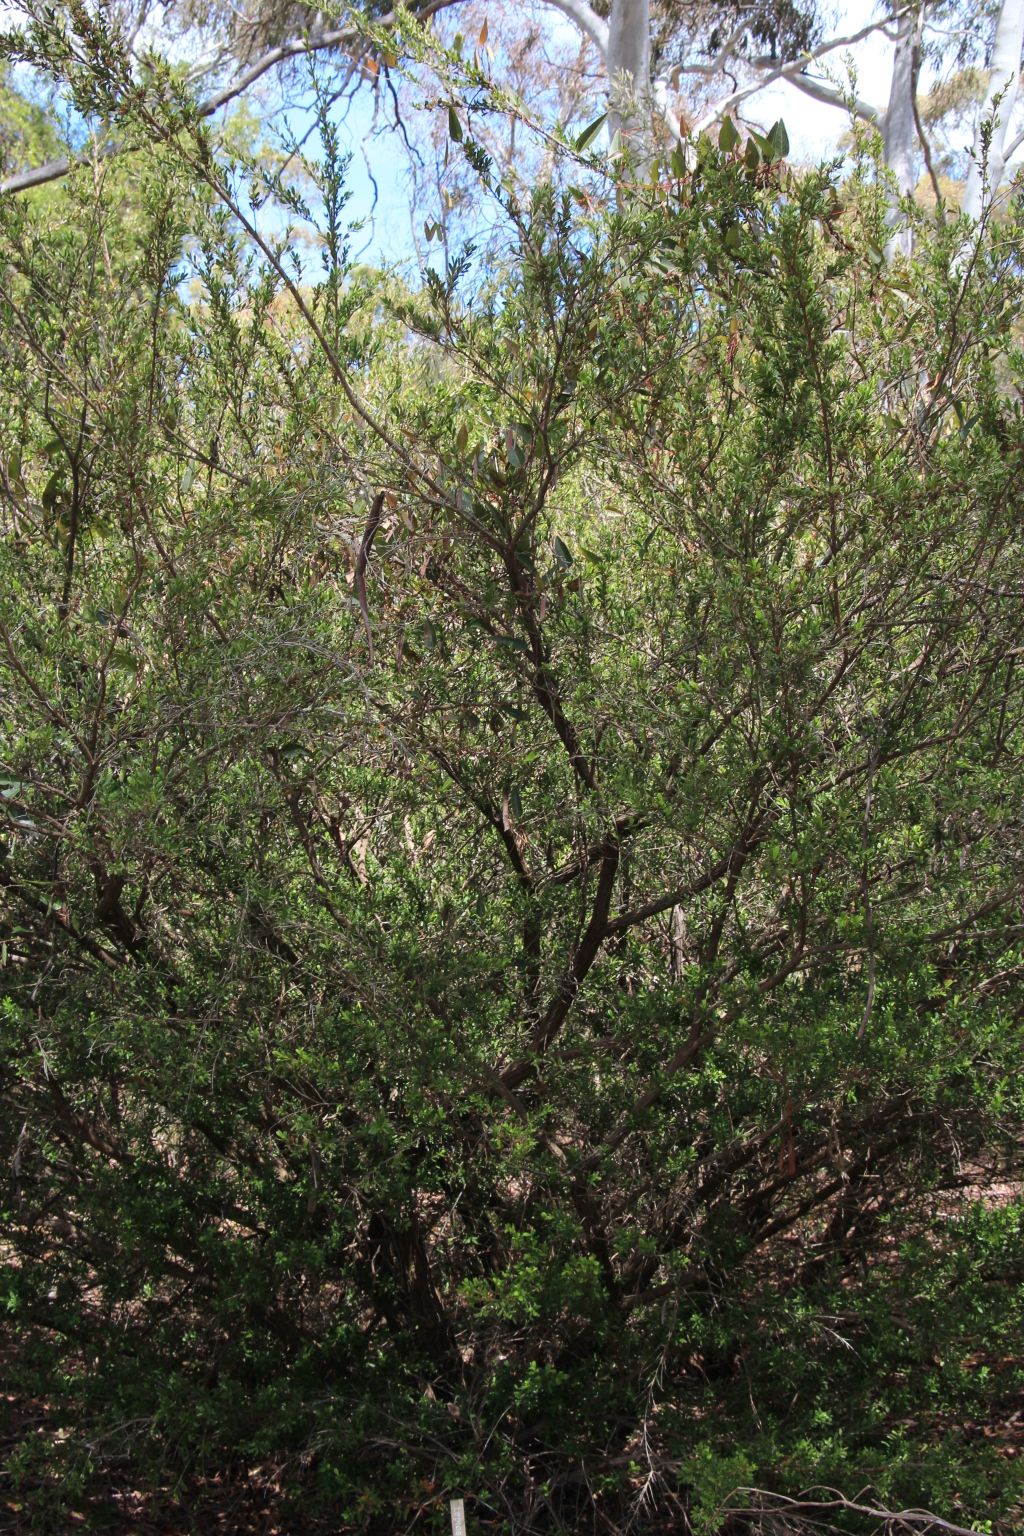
[3, 1363, 1024, 1536]
[3, 1168, 1022, 1534]
[0, 1381, 328, 1536]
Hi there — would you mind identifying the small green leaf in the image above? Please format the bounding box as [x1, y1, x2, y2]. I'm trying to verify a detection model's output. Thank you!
[744, 138, 760, 171]
[507, 444, 524, 469]
[456, 422, 469, 454]
[423, 619, 437, 652]
[718, 115, 740, 153]
[509, 786, 523, 820]
[575, 112, 607, 153]
[553, 535, 574, 568]
[724, 222, 740, 251]
[608, 127, 623, 160]
[748, 128, 776, 161]
[181, 464, 196, 494]
[448, 105, 463, 142]
[7, 451, 26, 500]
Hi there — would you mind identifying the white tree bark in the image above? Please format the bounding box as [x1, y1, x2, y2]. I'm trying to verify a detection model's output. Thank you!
[960, 0, 1024, 224]
[542, 0, 609, 62]
[783, 72, 884, 128]
[883, 6, 917, 257]
[607, 0, 651, 139]
[537, 0, 664, 145]
[652, 74, 684, 139]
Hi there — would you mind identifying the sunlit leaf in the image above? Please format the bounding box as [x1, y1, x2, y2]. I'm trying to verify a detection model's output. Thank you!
[718, 115, 740, 153]
[575, 112, 607, 153]
[767, 118, 790, 159]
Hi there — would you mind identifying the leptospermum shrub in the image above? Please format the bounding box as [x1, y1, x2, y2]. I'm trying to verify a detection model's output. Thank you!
[1, 24, 1024, 1527]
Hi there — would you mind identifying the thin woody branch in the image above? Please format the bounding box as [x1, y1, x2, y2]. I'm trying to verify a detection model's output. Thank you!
[500, 836, 619, 1088]
[1, 0, 461, 196]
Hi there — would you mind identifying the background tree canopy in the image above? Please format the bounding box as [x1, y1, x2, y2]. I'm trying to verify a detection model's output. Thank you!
[1, 13, 1024, 1531]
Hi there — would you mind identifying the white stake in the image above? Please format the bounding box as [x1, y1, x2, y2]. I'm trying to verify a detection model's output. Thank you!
[450, 1498, 467, 1536]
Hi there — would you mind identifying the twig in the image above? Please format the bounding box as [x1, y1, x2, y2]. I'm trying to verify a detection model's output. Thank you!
[857, 750, 877, 1042]
[724, 1486, 993, 1536]
[355, 491, 385, 667]
[0, 0, 461, 196]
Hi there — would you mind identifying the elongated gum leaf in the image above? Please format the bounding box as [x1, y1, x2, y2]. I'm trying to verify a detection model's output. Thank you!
[575, 112, 607, 153]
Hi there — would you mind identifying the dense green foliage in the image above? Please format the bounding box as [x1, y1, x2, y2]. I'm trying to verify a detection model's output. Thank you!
[1, 32, 1023, 1529]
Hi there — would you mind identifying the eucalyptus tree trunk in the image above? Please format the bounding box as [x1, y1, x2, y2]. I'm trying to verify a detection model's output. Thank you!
[545, 0, 655, 142]
[960, 0, 1024, 225]
[607, 0, 651, 140]
[883, 7, 917, 257]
